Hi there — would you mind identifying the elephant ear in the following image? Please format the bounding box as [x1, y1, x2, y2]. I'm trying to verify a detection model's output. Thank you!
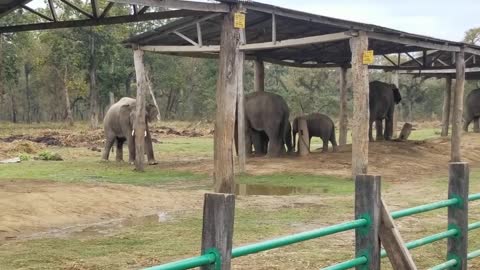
[392, 87, 402, 104]
[146, 104, 158, 123]
[119, 103, 135, 127]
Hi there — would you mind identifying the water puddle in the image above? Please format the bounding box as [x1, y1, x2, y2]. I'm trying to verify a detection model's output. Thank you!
[235, 184, 313, 196]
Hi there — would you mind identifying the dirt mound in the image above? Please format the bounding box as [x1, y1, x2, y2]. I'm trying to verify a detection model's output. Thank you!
[151, 125, 213, 138]
[0, 130, 104, 148]
[0, 140, 44, 160]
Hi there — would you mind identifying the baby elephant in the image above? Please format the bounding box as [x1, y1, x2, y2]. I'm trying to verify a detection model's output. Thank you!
[292, 113, 337, 153]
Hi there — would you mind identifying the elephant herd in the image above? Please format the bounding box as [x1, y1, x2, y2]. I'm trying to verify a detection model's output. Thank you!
[101, 82, 480, 163]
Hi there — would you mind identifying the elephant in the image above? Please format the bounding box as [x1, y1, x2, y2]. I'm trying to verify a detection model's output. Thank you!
[464, 88, 480, 133]
[369, 80, 402, 141]
[236, 91, 291, 157]
[102, 97, 158, 164]
[292, 113, 337, 153]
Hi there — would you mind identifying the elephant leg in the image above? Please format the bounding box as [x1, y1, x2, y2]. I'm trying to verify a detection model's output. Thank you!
[330, 131, 338, 152]
[369, 120, 374, 142]
[252, 131, 266, 156]
[464, 115, 473, 132]
[261, 133, 269, 155]
[127, 135, 135, 164]
[265, 129, 284, 157]
[322, 137, 329, 153]
[145, 129, 157, 165]
[375, 120, 384, 141]
[474, 118, 480, 133]
[116, 138, 125, 162]
[385, 108, 394, 140]
[102, 136, 115, 160]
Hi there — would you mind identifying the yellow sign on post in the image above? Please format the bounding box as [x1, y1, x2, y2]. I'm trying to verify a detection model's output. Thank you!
[363, 50, 374, 65]
[234, 12, 246, 29]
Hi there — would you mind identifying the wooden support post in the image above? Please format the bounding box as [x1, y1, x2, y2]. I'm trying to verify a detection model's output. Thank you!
[451, 49, 465, 162]
[297, 117, 310, 156]
[214, 3, 244, 193]
[447, 162, 469, 270]
[338, 66, 348, 146]
[441, 77, 453, 137]
[254, 58, 265, 92]
[133, 48, 147, 171]
[349, 32, 370, 176]
[201, 193, 235, 270]
[355, 174, 381, 270]
[237, 29, 246, 173]
[391, 71, 399, 138]
[380, 199, 417, 270]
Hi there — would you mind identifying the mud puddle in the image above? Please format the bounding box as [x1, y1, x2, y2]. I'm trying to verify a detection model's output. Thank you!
[235, 184, 313, 196]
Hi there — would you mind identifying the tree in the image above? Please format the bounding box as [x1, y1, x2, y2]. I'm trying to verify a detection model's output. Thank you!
[464, 27, 480, 45]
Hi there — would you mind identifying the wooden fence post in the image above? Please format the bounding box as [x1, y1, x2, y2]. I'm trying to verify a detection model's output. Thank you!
[441, 77, 452, 137]
[338, 66, 348, 146]
[349, 32, 370, 177]
[297, 117, 309, 156]
[201, 193, 235, 270]
[448, 162, 469, 270]
[451, 49, 465, 162]
[355, 174, 381, 270]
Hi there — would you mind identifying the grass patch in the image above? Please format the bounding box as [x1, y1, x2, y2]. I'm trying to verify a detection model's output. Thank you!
[409, 128, 439, 141]
[156, 137, 213, 157]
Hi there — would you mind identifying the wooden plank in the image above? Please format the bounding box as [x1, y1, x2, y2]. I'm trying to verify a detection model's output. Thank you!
[405, 52, 422, 67]
[214, 4, 244, 194]
[0, 10, 199, 33]
[59, 0, 93, 18]
[240, 32, 351, 51]
[196, 22, 203, 47]
[338, 66, 348, 145]
[133, 48, 147, 171]
[399, 67, 480, 74]
[47, 0, 57, 21]
[262, 58, 341, 68]
[91, 0, 99, 18]
[173, 31, 198, 46]
[451, 49, 465, 162]
[391, 71, 399, 138]
[350, 32, 369, 176]
[132, 4, 138, 15]
[110, 0, 229, 12]
[380, 199, 417, 270]
[383, 54, 398, 66]
[20, 5, 53, 22]
[355, 174, 381, 270]
[140, 45, 220, 53]
[100, 2, 114, 18]
[272, 12, 276, 44]
[367, 32, 462, 52]
[254, 58, 265, 92]
[464, 47, 480, 56]
[138, 5, 149, 15]
[297, 117, 310, 156]
[441, 77, 452, 137]
[237, 28, 246, 174]
[447, 162, 469, 270]
[201, 193, 235, 270]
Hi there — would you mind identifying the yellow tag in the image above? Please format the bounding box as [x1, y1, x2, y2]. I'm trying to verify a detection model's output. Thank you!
[362, 50, 374, 65]
[234, 13, 246, 29]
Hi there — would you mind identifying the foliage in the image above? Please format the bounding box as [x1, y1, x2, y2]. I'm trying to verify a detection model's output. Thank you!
[36, 151, 63, 161]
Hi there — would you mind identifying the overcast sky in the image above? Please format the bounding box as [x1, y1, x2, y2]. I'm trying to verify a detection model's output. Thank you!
[267, 0, 478, 42]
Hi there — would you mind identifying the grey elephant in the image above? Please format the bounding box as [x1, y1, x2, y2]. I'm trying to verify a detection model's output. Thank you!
[236, 91, 291, 157]
[103, 97, 158, 164]
[369, 80, 402, 141]
[292, 113, 337, 153]
[464, 88, 480, 133]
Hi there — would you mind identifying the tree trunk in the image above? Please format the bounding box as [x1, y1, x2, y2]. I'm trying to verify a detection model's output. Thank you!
[89, 32, 99, 129]
[391, 71, 399, 138]
[349, 32, 370, 177]
[338, 66, 348, 145]
[10, 92, 17, 123]
[63, 66, 74, 126]
[125, 72, 133, 97]
[254, 58, 265, 92]
[441, 77, 452, 136]
[451, 49, 465, 162]
[24, 63, 33, 124]
[146, 71, 162, 121]
[133, 48, 147, 172]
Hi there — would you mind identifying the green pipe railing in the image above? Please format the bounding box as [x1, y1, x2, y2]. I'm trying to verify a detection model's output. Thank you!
[429, 259, 457, 270]
[468, 249, 480, 260]
[321, 256, 368, 270]
[469, 221, 480, 231]
[381, 229, 459, 258]
[390, 198, 459, 219]
[469, 193, 480, 201]
[232, 219, 367, 258]
[143, 253, 217, 270]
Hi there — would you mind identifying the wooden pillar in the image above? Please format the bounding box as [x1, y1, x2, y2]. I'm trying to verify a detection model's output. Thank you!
[355, 174, 381, 270]
[133, 48, 147, 172]
[391, 71, 399, 138]
[441, 77, 453, 137]
[349, 32, 369, 176]
[447, 162, 469, 270]
[214, 4, 244, 193]
[338, 66, 348, 145]
[254, 58, 265, 92]
[451, 49, 465, 162]
[201, 193, 235, 270]
[237, 30, 246, 173]
[297, 117, 309, 156]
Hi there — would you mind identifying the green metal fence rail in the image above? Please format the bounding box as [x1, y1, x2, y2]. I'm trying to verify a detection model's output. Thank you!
[143, 192, 480, 270]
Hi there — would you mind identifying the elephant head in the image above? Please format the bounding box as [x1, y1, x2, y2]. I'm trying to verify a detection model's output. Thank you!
[125, 103, 158, 128]
[392, 87, 402, 104]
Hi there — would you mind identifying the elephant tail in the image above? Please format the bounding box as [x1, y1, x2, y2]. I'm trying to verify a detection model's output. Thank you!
[330, 121, 338, 146]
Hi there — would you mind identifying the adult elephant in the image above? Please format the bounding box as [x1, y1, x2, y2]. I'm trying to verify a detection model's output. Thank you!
[102, 97, 158, 164]
[369, 80, 402, 141]
[292, 113, 337, 153]
[238, 91, 291, 157]
[464, 88, 480, 133]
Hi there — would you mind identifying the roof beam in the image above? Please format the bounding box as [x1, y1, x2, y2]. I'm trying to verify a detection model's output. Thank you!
[140, 45, 220, 52]
[21, 5, 54, 22]
[240, 32, 351, 52]
[399, 67, 480, 74]
[367, 32, 462, 52]
[59, 0, 94, 19]
[47, 0, 57, 21]
[91, 0, 99, 18]
[100, 2, 114, 18]
[138, 6, 149, 15]
[0, 10, 202, 33]
[173, 31, 198, 46]
[109, 0, 230, 13]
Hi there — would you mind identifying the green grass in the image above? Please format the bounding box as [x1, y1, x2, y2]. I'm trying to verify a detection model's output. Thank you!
[155, 137, 213, 157]
[409, 128, 440, 141]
